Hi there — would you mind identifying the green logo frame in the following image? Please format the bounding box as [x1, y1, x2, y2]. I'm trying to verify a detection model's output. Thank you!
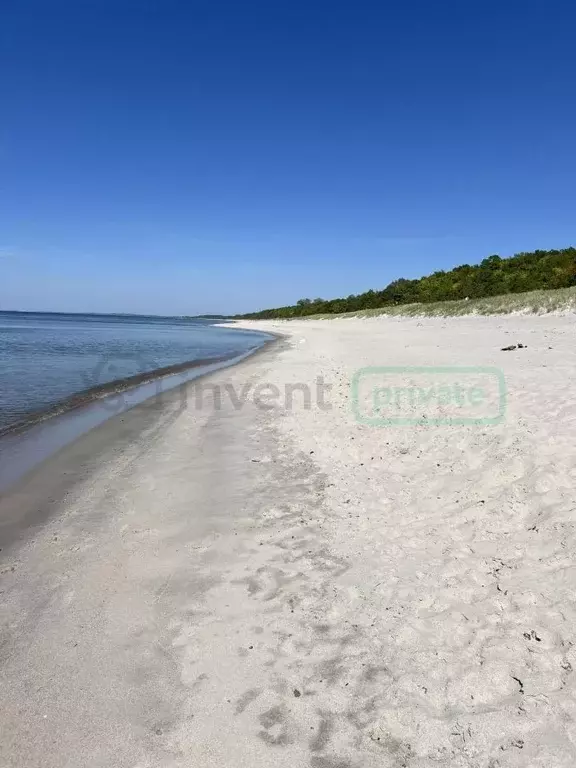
[351, 366, 506, 426]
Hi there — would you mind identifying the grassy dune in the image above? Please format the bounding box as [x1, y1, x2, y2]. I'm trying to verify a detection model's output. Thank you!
[300, 285, 576, 319]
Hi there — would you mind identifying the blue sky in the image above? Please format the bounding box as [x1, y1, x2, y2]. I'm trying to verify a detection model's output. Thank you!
[1, 0, 575, 315]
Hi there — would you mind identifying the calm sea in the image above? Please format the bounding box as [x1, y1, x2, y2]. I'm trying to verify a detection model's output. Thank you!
[0, 312, 269, 433]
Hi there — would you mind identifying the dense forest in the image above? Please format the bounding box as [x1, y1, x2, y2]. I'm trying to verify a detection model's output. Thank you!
[239, 247, 576, 319]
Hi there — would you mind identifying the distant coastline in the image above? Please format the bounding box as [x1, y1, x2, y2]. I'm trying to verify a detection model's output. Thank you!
[239, 246, 576, 319]
[0, 309, 232, 322]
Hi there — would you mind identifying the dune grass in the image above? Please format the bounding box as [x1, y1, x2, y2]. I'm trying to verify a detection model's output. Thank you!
[298, 285, 576, 320]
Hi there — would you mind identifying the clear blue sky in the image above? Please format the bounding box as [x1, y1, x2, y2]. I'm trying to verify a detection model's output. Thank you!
[1, 0, 575, 315]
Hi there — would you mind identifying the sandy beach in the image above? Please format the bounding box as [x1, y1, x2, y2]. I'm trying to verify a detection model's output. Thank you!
[2, 313, 576, 767]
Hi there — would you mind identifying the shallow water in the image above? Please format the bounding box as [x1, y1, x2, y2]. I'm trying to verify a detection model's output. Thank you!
[0, 312, 268, 432]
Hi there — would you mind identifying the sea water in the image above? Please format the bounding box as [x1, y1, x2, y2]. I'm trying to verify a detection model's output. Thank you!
[0, 312, 269, 433]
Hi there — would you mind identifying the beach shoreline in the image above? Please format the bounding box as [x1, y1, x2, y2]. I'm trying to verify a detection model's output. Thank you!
[0, 352, 237, 440]
[0, 331, 280, 496]
[0, 311, 274, 437]
[2, 313, 576, 767]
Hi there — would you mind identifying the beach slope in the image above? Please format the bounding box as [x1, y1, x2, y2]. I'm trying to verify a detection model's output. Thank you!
[2, 314, 576, 767]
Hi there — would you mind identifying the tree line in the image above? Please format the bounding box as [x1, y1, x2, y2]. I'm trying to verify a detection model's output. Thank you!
[238, 247, 576, 319]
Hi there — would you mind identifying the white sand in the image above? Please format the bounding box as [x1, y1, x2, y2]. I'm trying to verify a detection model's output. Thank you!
[2, 313, 576, 767]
